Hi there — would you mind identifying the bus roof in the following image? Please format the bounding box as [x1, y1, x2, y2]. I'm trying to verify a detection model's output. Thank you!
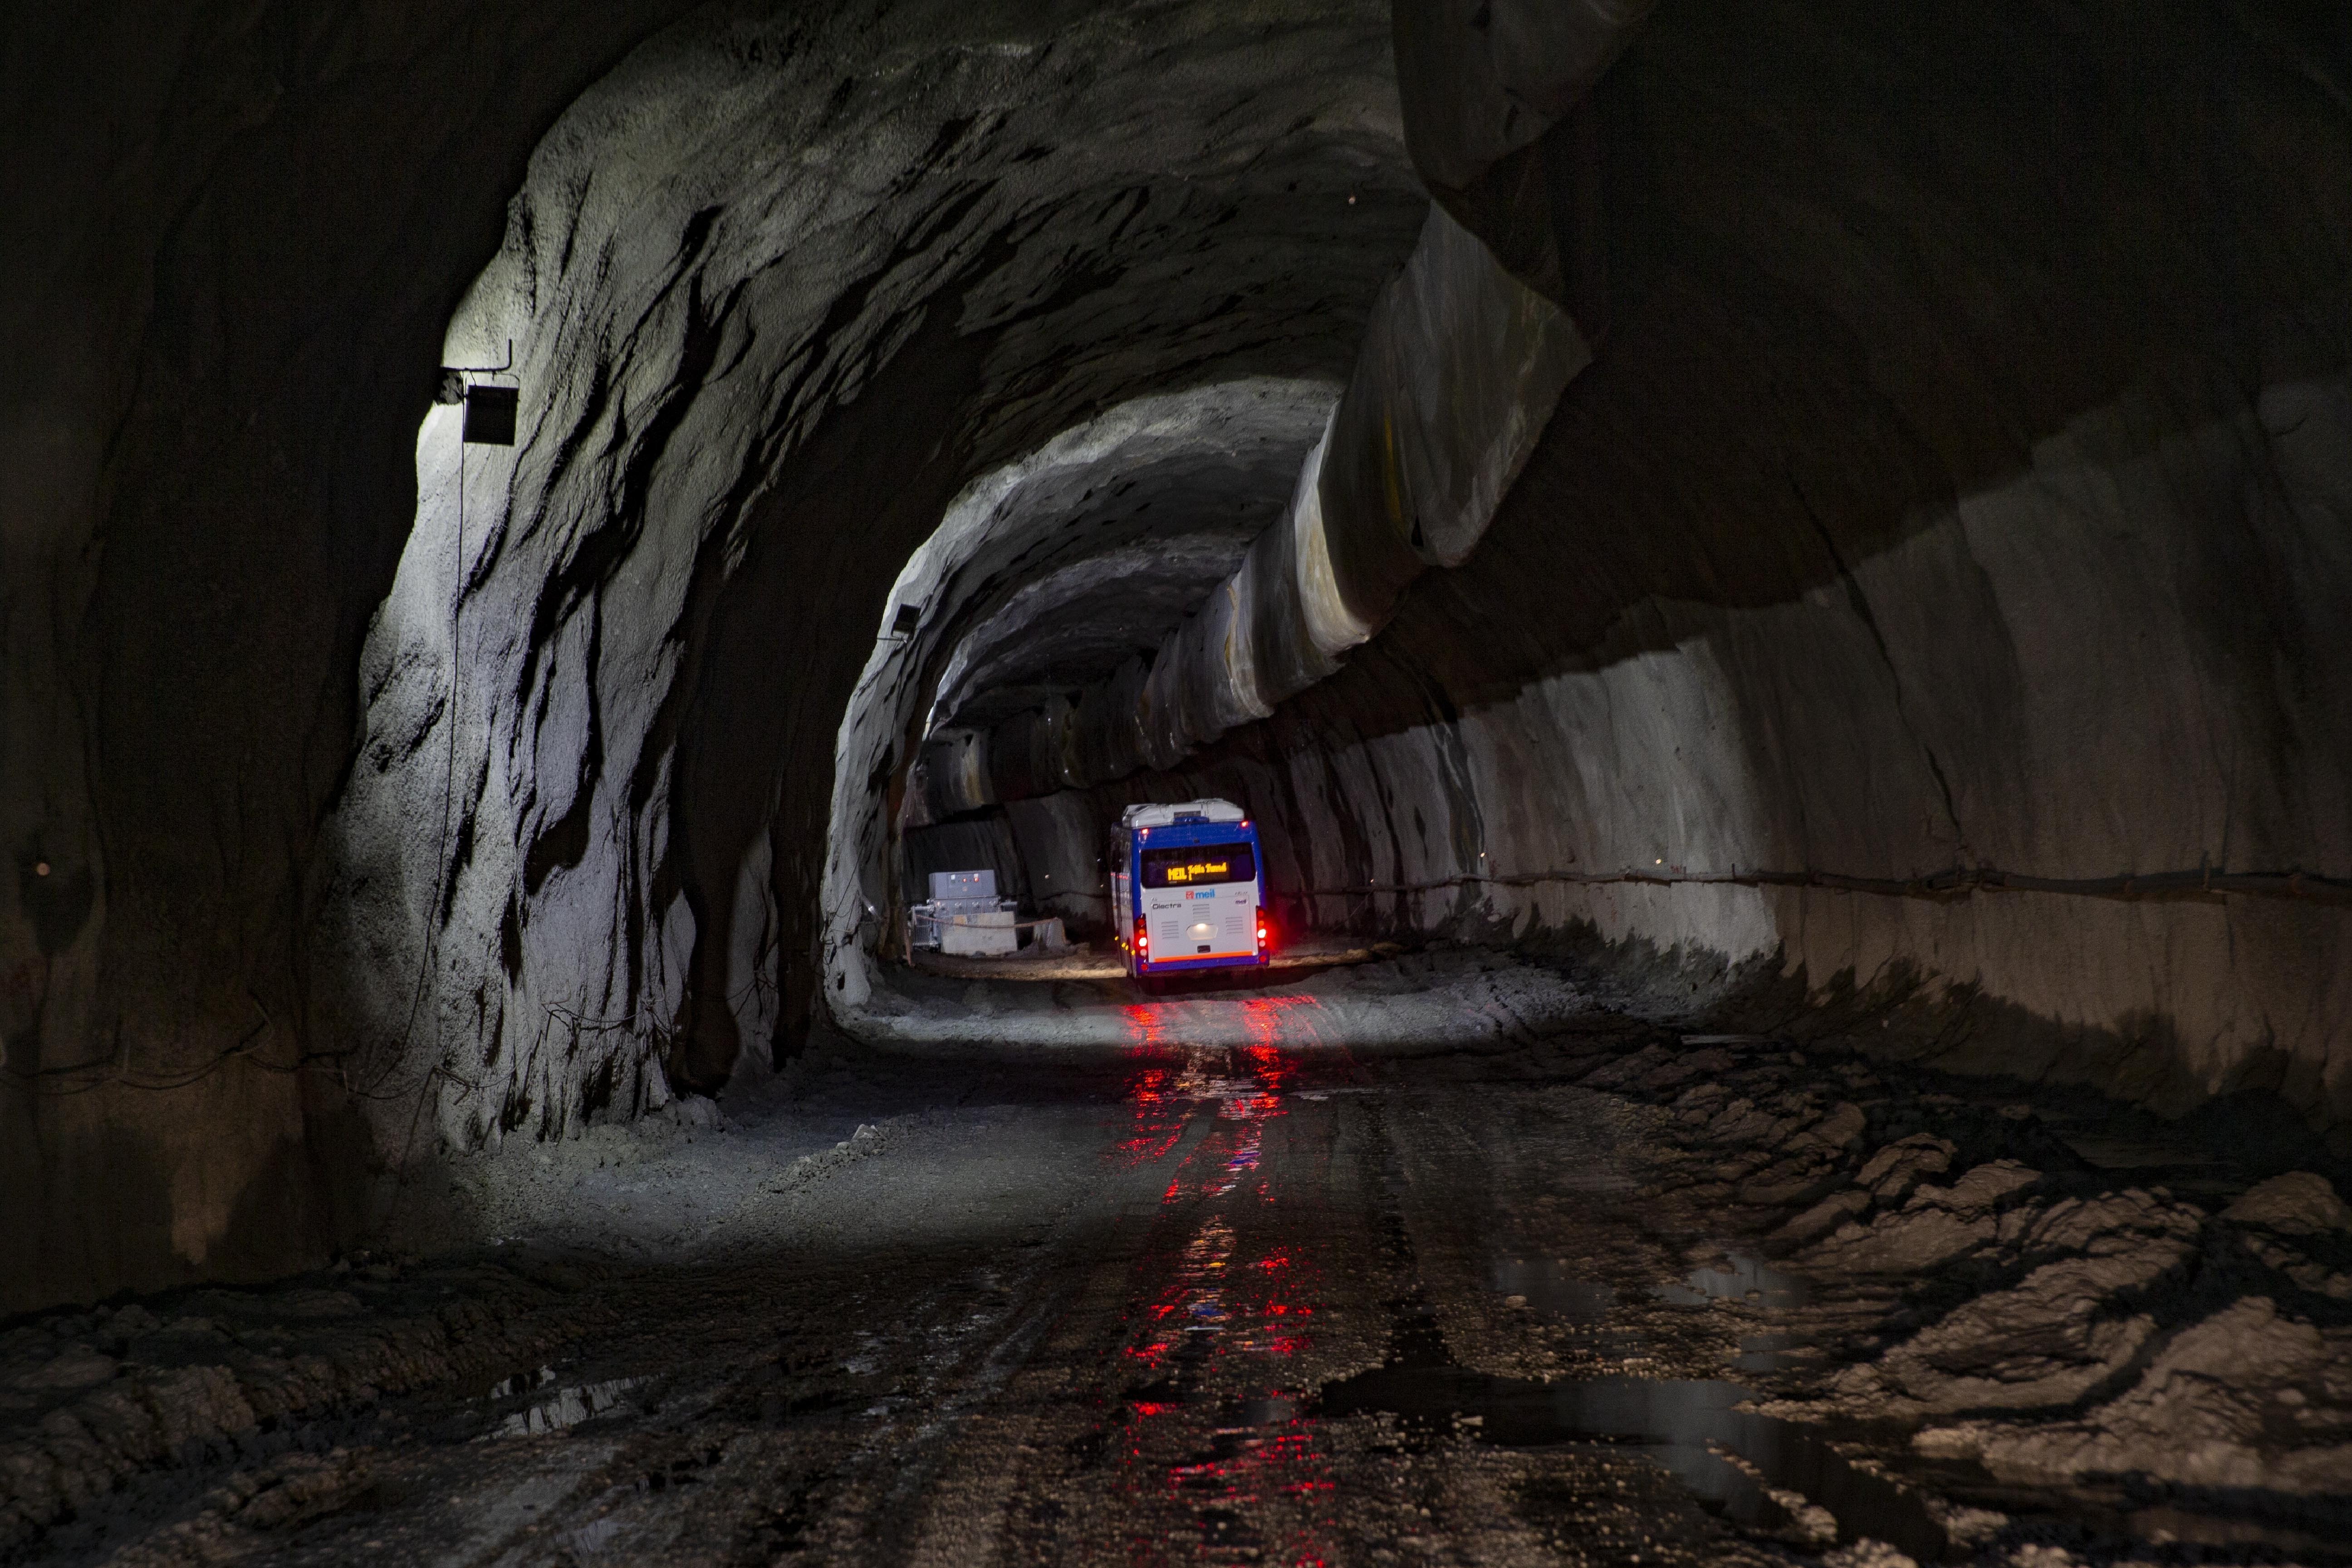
[1120, 798, 1246, 828]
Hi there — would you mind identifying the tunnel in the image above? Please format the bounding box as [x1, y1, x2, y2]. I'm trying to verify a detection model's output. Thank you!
[3, 0, 2350, 1562]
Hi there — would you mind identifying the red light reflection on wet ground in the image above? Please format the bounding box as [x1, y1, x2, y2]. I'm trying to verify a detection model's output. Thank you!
[1090, 1036, 1340, 1566]
[1110, 1063, 1186, 1168]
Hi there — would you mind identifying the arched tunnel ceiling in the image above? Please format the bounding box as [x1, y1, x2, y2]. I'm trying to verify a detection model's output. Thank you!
[319, 0, 1430, 1118]
[5, 0, 2349, 1334]
[926, 380, 1341, 734]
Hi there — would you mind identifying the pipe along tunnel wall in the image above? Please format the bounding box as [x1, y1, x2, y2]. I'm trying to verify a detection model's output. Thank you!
[0, 0, 2347, 1310]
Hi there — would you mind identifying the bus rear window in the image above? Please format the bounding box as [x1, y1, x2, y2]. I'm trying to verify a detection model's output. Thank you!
[1140, 843, 1256, 887]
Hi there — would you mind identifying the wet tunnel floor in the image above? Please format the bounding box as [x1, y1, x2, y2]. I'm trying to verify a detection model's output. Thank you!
[10, 1006, 2352, 1568]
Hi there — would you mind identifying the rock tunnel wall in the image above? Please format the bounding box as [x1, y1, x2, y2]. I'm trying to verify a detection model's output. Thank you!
[3, 0, 2347, 1318]
[315, 0, 1428, 1171]
[904, 202, 1589, 817]
[972, 1, 2352, 1137]
[1, 0, 1426, 1311]
[818, 376, 1357, 1013]
[0, 0, 717, 1314]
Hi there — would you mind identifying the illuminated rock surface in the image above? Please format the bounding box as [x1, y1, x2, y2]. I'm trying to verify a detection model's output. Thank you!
[1, 0, 2348, 1560]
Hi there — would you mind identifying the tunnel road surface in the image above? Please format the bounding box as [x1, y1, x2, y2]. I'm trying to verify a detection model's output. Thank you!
[15, 1011, 2352, 1568]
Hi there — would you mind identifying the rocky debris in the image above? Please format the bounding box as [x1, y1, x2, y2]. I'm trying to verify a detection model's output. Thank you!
[2236, 1239, 2352, 1303]
[1820, 1543, 1918, 1568]
[2012, 1189, 2203, 1264]
[1831, 1236, 2190, 1415]
[1855, 1134, 1955, 1206]
[761, 1122, 888, 1195]
[2225, 1171, 2352, 1235]
[1529, 1024, 2352, 1548]
[1917, 1297, 2352, 1494]
[1590, 1043, 1735, 1095]
[1991, 1550, 2159, 1568]
[1919, 1495, 2009, 1551]
[7, 1348, 118, 1394]
[0, 1260, 606, 1553]
[2221, 1171, 2352, 1300]
[93, 1447, 378, 1568]
[1796, 1161, 2044, 1276]
[1775, 1190, 1869, 1247]
[1791, 1101, 1869, 1156]
[1785, 1184, 2206, 1420]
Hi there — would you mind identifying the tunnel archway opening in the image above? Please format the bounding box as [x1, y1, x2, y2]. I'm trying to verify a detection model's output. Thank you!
[306, 0, 2352, 1187]
[318, 0, 1444, 1158]
[6, 0, 2352, 1558]
[816, 376, 1345, 980]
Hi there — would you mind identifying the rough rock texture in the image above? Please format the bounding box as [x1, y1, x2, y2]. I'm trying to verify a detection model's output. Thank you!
[2224, 1170, 2352, 1299]
[7, 0, 2351, 1323]
[997, 0, 2352, 1133]
[0, 0, 714, 1312]
[1, 0, 1430, 1309]
[317, 0, 1429, 1177]
[1391, 0, 1654, 201]
[1922, 1297, 2352, 1496]
[900, 201, 1588, 820]
[0, 1257, 607, 1551]
[1830, 1191, 2205, 1415]
[2226, 1170, 2352, 1235]
[825, 377, 1350, 1007]
[1512, 1022, 2352, 1534]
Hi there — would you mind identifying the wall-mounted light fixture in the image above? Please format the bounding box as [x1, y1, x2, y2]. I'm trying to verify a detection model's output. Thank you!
[437, 340, 519, 446]
[462, 387, 518, 446]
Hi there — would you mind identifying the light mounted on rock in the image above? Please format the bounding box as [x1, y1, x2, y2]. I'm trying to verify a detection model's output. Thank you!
[462, 386, 518, 446]
[436, 339, 520, 446]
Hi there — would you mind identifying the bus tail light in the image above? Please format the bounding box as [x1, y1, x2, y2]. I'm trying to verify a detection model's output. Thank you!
[1135, 916, 1149, 958]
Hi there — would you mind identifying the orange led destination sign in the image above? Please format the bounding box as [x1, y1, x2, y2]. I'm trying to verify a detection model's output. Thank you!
[1139, 841, 1254, 888]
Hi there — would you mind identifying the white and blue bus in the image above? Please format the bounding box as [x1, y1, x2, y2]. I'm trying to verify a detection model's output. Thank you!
[1109, 799, 1269, 983]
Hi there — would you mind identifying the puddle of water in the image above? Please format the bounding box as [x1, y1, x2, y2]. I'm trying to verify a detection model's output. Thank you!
[491, 1377, 642, 1438]
[1099, 1049, 1340, 1564]
[1331, 1228, 1937, 1563]
[1655, 1250, 1807, 1309]
[1487, 1255, 1617, 1323]
[1318, 1365, 1945, 1561]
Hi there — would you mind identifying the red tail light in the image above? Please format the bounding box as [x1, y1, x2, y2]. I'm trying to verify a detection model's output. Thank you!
[1135, 915, 1149, 958]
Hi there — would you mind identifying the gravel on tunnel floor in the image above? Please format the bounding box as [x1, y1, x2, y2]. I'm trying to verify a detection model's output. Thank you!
[6, 959, 2351, 1568]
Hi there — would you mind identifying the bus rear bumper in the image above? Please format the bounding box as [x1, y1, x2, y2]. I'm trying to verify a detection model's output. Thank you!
[1137, 952, 1269, 975]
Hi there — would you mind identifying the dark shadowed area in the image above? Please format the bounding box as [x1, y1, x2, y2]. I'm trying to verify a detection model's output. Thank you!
[2, 1, 2348, 1563]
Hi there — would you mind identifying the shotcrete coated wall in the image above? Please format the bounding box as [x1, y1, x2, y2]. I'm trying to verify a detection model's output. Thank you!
[1008, 0, 2352, 1136]
[1133, 383, 2352, 1126]
[910, 202, 1589, 818]
[818, 378, 1354, 1014]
